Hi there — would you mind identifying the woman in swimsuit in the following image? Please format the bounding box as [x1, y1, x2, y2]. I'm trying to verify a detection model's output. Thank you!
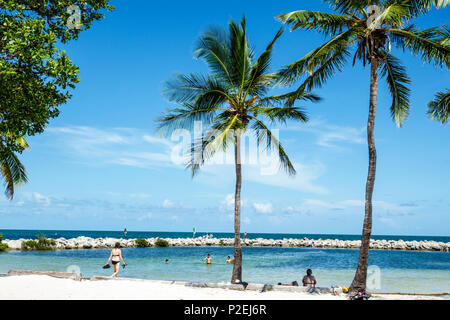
[107, 242, 126, 278]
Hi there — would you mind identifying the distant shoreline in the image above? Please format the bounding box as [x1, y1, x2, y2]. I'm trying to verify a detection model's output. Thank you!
[1, 229, 449, 243]
[3, 236, 449, 252]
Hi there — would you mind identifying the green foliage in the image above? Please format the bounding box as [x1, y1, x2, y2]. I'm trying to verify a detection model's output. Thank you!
[135, 238, 150, 248]
[0, 145, 28, 199]
[154, 238, 169, 247]
[0, 233, 7, 251]
[21, 240, 39, 250]
[21, 233, 56, 250]
[0, 1, 113, 199]
[219, 240, 225, 246]
[428, 89, 450, 124]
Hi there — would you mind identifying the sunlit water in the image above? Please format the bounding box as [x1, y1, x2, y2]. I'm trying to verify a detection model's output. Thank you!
[1, 246, 448, 295]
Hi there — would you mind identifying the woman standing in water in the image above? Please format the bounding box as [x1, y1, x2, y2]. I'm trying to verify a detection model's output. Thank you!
[106, 242, 127, 278]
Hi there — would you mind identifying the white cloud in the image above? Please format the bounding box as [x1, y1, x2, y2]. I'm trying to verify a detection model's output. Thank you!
[162, 199, 176, 209]
[137, 213, 152, 221]
[220, 194, 246, 212]
[242, 217, 251, 224]
[244, 162, 328, 195]
[253, 202, 274, 214]
[286, 119, 365, 149]
[284, 199, 417, 217]
[46, 125, 328, 195]
[28, 192, 52, 207]
[47, 126, 175, 169]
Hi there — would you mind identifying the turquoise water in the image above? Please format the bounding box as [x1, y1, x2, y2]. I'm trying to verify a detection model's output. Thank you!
[1, 229, 449, 242]
[1, 246, 449, 295]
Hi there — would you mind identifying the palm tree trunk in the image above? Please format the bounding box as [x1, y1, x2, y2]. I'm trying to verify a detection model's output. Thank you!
[349, 58, 379, 294]
[231, 133, 243, 284]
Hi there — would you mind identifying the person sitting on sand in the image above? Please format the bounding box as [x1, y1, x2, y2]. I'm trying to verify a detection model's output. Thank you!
[106, 242, 126, 278]
[302, 269, 317, 287]
[202, 254, 212, 265]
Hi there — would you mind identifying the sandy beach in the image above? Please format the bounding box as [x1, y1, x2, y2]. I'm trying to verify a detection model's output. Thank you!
[0, 275, 443, 300]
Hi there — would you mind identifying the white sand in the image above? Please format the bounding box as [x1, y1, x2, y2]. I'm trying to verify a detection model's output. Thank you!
[0, 275, 346, 300]
[0, 275, 442, 300]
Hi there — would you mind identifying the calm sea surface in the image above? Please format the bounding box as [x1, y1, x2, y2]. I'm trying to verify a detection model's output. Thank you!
[0, 230, 449, 295]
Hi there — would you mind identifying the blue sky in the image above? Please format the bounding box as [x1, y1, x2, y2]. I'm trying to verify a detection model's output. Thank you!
[1, 0, 449, 236]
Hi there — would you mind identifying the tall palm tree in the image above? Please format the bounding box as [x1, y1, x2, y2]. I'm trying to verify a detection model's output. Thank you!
[277, 0, 449, 293]
[158, 17, 319, 284]
[0, 135, 28, 200]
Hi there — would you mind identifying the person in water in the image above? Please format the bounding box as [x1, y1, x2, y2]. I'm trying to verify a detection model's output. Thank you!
[106, 242, 126, 278]
[302, 269, 317, 287]
[226, 256, 235, 264]
[202, 254, 212, 265]
[165, 259, 169, 264]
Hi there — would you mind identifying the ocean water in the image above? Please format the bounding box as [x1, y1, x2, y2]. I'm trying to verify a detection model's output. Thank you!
[1, 229, 449, 242]
[0, 246, 449, 295]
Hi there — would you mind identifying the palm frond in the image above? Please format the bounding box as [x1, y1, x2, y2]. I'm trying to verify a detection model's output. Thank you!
[259, 92, 322, 106]
[253, 106, 308, 125]
[157, 103, 218, 136]
[369, 3, 411, 30]
[194, 27, 236, 89]
[278, 44, 351, 106]
[389, 26, 450, 68]
[437, 25, 450, 46]
[244, 28, 284, 97]
[323, 0, 370, 15]
[0, 147, 28, 200]
[251, 118, 296, 176]
[276, 28, 357, 86]
[380, 54, 412, 127]
[427, 89, 450, 124]
[163, 73, 230, 104]
[277, 10, 353, 36]
[186, 115, 238, 177]
[228, 17, 254, 93]
[385, 0, 450, 16]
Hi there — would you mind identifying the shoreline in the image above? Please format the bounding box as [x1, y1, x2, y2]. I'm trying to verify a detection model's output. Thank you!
[3, 236, 450, 252]
[0, 273, 446, 300]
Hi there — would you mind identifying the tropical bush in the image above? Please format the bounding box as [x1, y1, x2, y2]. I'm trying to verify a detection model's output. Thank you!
[135, 238, 150, 248]
[154, 238, 169, 247]
[0, 233, 8, 251]
[21, 234, 56, 251]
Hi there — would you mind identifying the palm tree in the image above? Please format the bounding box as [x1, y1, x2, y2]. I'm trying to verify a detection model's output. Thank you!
[277, 0, 449, 293]
[158, 17, 320, 284]
[428, 89, 450, 124]
[0, 135, 28, 200]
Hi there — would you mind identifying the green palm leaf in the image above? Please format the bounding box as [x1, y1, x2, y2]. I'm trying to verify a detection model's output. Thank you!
[0, 146, 28, 200]
[428, 89, 450, 124]
[380, 54, 412, 127]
